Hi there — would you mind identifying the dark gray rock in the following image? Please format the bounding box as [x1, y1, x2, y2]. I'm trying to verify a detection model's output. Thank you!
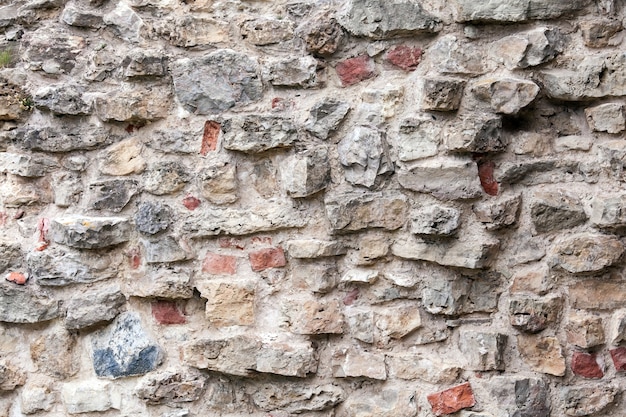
[172, 50, 263, 114]
[283, 146, 330, 198]
[497, 159, 599, 186]
[122, 50, 167, 79]
[50, 216, 132, 249]
[27, 248, 119, 286]
[304, 98, 350, 139]
[144, 162, 190, 195]
[23, 27, 85, 74]
[91, 312, 163, 379]
[222, 115, 297, 153]
[420, 78, 466, 111]
[300, 11, 344, 56]
[64, 286, 126, 330]
[325, 192, 408, 232]
[509, 294, 564, 334]
[33, 84, 91, 115]
[338, 126, 393, 188]
[135, 368, 207, 405]
[135, 202, 171, 235]
[488, 377, 550, 417]
[0, 282, 59, 323]
[474, 194, 522, 230]
[89, 180, 139, 212]
[530, 191, 587, 233]
[455, 0, 591, 22]
[410, 204, 460, 236]
[0, 241, 21, 274]
[0, 153, 58, 177]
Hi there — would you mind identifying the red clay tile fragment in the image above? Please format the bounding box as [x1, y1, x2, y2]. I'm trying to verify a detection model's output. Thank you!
[336, 55, 376, 86]
[427, 382, 476, 416]
[571, 351, 604, 379]
[249, 247, 286, 271]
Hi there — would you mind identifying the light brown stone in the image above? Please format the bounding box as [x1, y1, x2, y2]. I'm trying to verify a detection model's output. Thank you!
[285, 299, 344, 335]
[375, 302, 421, 339]
[195, 280, 255, 327]
[387, 354, 461, 384]
[99, 138, 146, 176]
[551, 233, 624, 274]
[570, 280, 626, 310]
[517, 335, 565, 376]
[566, 313, 605, 348]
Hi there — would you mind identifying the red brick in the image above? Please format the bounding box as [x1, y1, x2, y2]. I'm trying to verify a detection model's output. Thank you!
[427, 382, 476, 416]
[201, 120, 220, 155]
[5, 272, 27, 285]
[386, 45, 423, 71]
[610, 347, 626, 371]
[478, 160, 498, 196]
[152, 300, 186, 325]
[249, 247, 286, 271]
[571, 351, 603, 379]
[202, 253, 237, 275]
[336, 55, 376, 87]
[182, 195, 201, 210]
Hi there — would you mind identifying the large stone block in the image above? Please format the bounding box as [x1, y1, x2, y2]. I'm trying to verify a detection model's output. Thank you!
[304, 98, 350, 140]
[0, 282, 58, 323]
[95, 86, 171, 122]
[135, 368, 206, 405]
[570, 281, 626, 309]
[250, 382, 344, 413]
[64, 286, 126, 330]
[491, 27, 563, 69]
[585, 102, 626, 134]
[331, 348, 386, 380]
[222, 115, 296, 154]
[33, 84, 91, 116]
[472, 77, 539, 115]
[285, 299, 344, 335]
[550, 233, 623, 274]
[50, 215, 131, 249]
[509, 294, 563, 334]
[240, 17, 294, 45]
[420, 78, 465, 111]
[195, 280, 255, 327]
[562, 386, 617, 417]
[325, 192, 408, 232]
[62, 380, 118, 414]
[387, 354, 460, 384]
[27, 248, 119, 286]
[517, 335, 565, 376]
[454, 0, 591, 22]
[341, 386, 417, 417]
[264, 56, 322, 88]
[31, 325, 79, 379]
[410, 204, 460, 236]
[338, 126, 393, 187]
[124, 268, 193, 299]
[530, 190, 587, 233]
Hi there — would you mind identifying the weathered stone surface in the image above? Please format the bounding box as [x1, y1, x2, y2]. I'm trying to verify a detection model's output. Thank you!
[554, 135, 592, 152]
[609, 310, 626, 345]
[61, 4, 103, 28]
[122, 49, 167, 79]
[241, 17, 294, 45]
[509, 294, 563, 333]
[392, 234, 499, 269]
[249, 247, 286, 271]
[285, 239, 346, 258]
[65, 286, 125, 330]
[375, 302, 421, 340]
[398, 157, 483, 200]
[340, 0, 442, 38]
[20, 376, 55, 414]
[517, 335, 565, 376]
[172, 50, 263, 114]
[135, 202, 171, 235]
[472, 78, 539, 115]
[0, 153, 57, 177]
[429, 35, 493, 75]
[585, 103, 625, 134]
[336, 55, 376, 87]
[473, 193, 521, 230]
[420, 78, 465, 111]
[304, 98, 350, 139]
[530, 190, 587, 233]
[341, 268, 379, 284]
[103, 2, 143, 42]
[331, 348, 386, 380]
[250, 382, 345, 413]
[89, 179, 138, 212]
[562, 386, 617, 416]
[135, 368, 206, 405]
[570, 280, 626, 309]
[62, 380, 118, 414]
[50, 215, 131, 249]
[341, 387, 417, 417]
[454, 0, 591, 22]
[581, 19, 623, 48]
[33, 84, 91, 115]
[0, 360, 26, 391]
[31, 325, 78, 379]
[91, 312, 163, 379]
[566, 313, 605, 348]
[143, 237, 189, 264]
[345, 308, 375, 343]
[550, 233, 623, 274]
[386, 45, 422, 71]
[393, 116, 441, 161]
[446, 115, 505, 154]
[492, 28, 564, 69]
[196, 280, 255, 326]
[300, 11, 344, 56]
[410, 204, 460, 236]
[571, 351, 603, 379]
[338, 126, 393, 187]
[325, 192, 407, 232]
[388, 354, 460, 384]
[427, 382, 475, 416]
[285, 299, 344, 334]
[591, 195, 626, 229]
[125, 268, 193, 299]
[264, 56, 321, 88]
[460, 331, 506, 371]
[0, 282, 58, 323]
[95, 87, 171, 122]
[291, 260, 338, 293]
[144, 162, 190, 195]
[99, 138, 145, 176]
[222, 115, 296, 153]
[18, 124, 111, 153]
[487, 376, 550, 417]
[497, 158, 598, 186]
[155, 16, 228, 47]
[282, 147, 330, 198]
[27, 248, 118, 286]
[23, 27, 85, 74]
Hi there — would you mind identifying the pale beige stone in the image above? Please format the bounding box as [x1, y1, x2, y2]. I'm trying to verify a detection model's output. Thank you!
[387, 354, 461, 384]
[196, 280, 255, 327]
[332, 348, 387, 380]
[566, 313, 605, 348]
[285, 299, 344, 335]
[375, 302, 421, 339]
[99, 138, 146, 176]
[517, 335, 565, 376]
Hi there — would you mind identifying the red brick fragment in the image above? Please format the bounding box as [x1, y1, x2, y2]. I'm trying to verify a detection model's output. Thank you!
[386, 45, 423, 71]
[202, 253, 237, 275]
[127, 247, 141, 269]
[201, 120, 220, 155]
[427, 382, 476, 416]
[6, 272, 27, 285]
[218, 237, 246, 250]
[36, 217, 50, 251]
[571, 351, 604, 379]
[249, 247, 286, 271]
[182, 195, 201, 210]
[610, 347, 626, 372]
[343, 288, 359, 306]
[152, 300, 186, 325]
[336, 55, 376, 87]
[477, 160, 498, 196]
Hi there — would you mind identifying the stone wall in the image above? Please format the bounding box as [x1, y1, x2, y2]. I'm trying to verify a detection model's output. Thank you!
[1, 0, 626, 415]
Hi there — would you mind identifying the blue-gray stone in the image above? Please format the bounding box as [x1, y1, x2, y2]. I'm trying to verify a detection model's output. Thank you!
[91, 312, 163, 379]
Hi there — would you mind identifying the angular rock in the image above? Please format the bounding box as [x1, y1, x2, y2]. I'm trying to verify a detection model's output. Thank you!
[18, 123, 111, 153]
[570, 280, 626, 310]
[325, 192, 407, 232]
[255, 339, 318, 378]
[50, 215, 131, 249]
[222, 115, 296, 153]
[398, 157, 482, 199]
[550, 233, 623, 274]
[340, 0, 442, 38]
[89, 180, 138, 212]
[62, 380, 118, 414]
[410, 204, 460, 236]
[20, 377, 55, 414]
[460, 331, 507, 371]
[282, 147, 330, 198]
[195, 280, 255, 326]
[554, 135, 592, 152]
[33, 84, 91, 115]
[304, 98, 350, 139]
[518, 335, 566, 376]
[250, 382, 345, 413]
[331, 348, 386, 380]
[566, 313, 605, 348]
[375, 302, 421, 340]
[498, 158, 598, 186]
[23, 27, 85, 74]
[285, 299, 344, 334]
[446, 115, 505, 154]
[422, 274, 501, 315]
[562, 386, 617, 416]
[143, 237, 189, 264]
[487, 376, 550, 417]
[420, 78, 465, 112]
[103, 2, 143, 42]
[64, 286, 125, 330]
[338, 126, 393, 187]
[388, 354, 460, 384]
[591, 195, 626, 229]
[31, 325, 78, 379]
[531, 190, 587, 233]
[135, 202, 171, 235]
[154, 16, 228, 47]
[0, 153, 57, 177]
[127, 268, 193, 299]
[585, 102, 626, 134]
[285, 239, 346, 258]
[609, 310, 626, 345]
[61, 4, 103, 28]
[91, 312, 163, 379]
[472, 78, 539, 115]
[300, 11, 344, 56]
[95, 86, 171, 122]
[135, 368, 206, 405]
[249, 247, 286, 271]
[0, 282, 58, 323]
[0, 360, 26, 391]
[172, 50, 263, 114]
[144, 162, 189, 195]
[0, 241, 21, 274]
[385, 45, 422, 71]
[581, 18, 623, 48]
[342, 387, 417, 417]
[240, 17, 294, 45]
[509, 294, 563, 333]
[122, 49, 167, 79]
[197, 159, 237, 204]
[473, 193, 522, 230]
[27, 248, 118, 286]
[427, 383, 475, 416]
[290, 260, 338, 293]
[454, 0, 591, 22]
[428, 35, 493, 75]
[99, 138, 145, 176]
[492, 27, 563, 69]
[610, 347, 626, 371]
[264, 56, 321, 88]
[393, 116, 441, 161]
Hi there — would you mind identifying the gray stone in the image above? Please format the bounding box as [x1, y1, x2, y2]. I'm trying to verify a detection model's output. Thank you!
[33, 84, 91, 115]
[282, 147, 330, 198]
[325, 192, 408, 232]
[52, 172, 82, 207]
[420, 78, 465, 111]
[397, 157, 483, 200]
[250, 382, 344, 413]
[422, 273, 501, 315]
[198, 159, 238, 204]
[61, 4, 103, 28]
[31, 325, 78, 379]
[95, 86, 172, 122]
[135, 368, 207, 405]
[135, 202, 171, 235]
[123, 268, 193, 299]
[340, 0, 442, 38]
[460, 330, 507, 371]
[154, 16, 228, 47]
[0, 153, 58, 177]
[18, 124, 111, 152]
[304, 98, 350, 139]
[285, 239, 346, 258]
[410, 204, 460, 236]
[148, 128, 201, 154]
[89, 180, 139, 212]
[509, 294, 563, 334]
[0, 241, 21, 274]
[27, 248, 119, 286]
[472, 78, 539, 115]
[23, 27, 85, 74]
[144, 162, 190, 195]
[264, 56, 321, 88]
[550, 233, 623, 274]
[591, 195, 626, 229]
[338, 126, 393, 188]
[473, 193, 522, 230]
[143, 237, 189, 264]
[91, 312, 164, 379]
[342, 387, 417, 417]
[222, 115, 296, 153]
[172, 50, 263, 114]
[375, 302, 421, 340]
[122, 49, 167, 79]
[585, 103, 626, 134]
[487, 377, 550, 417]
[581, 19, 623, 48]
[428, 35, 493, 75]
[64, 286, 125, 330]
[492, 28, 564, 69]
[0, 282, 58, 323]
[50, 215, 131, 249]
[255, 340, 318, 378]
[62, 380, 118, 414]
[562, 386, 617, 417]
[530, 190, 587, 233]
[331, 348, 386, 380]
[240, 17, 294, 45]
[394, 117, 441, 161]
[345, 308, 375, 343]
[454, 0, 591, 22]
[610, 310, 626, 345]
[497, 158, 598, 186]
[388, 354, 461, 384]
[103, 2, 143, 43]
[446, 115, 505, 153]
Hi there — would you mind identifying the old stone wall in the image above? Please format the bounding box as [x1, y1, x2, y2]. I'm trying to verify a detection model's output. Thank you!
[1, 0, 626, 415]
